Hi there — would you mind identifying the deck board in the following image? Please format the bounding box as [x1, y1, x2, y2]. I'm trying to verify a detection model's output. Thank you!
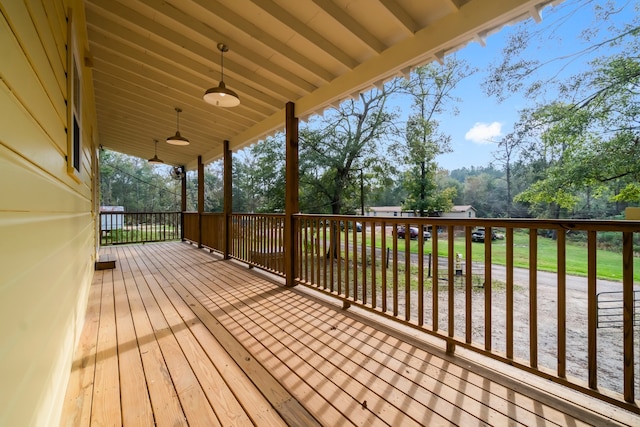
[61, 241, 638, 426]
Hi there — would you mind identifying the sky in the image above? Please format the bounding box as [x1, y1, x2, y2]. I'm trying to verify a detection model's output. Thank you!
[426, 0, 633, 171]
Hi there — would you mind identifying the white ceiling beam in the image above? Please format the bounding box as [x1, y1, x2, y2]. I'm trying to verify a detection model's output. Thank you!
[189, 0, 335, 83]
[251, 0, 358, 69]
[87, 28, 283, 114]
[311, 0, 387, 53]
[378, 0, 420, 34]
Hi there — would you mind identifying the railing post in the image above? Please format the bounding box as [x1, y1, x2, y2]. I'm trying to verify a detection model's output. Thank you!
[180, 165, 186, 241]
[197, 155, 204, 248]
[284, 102, 299, 287]
[223, 140, 232, 259]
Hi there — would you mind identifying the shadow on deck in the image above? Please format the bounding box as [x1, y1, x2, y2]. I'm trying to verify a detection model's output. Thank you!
[62, 241, 637, 426]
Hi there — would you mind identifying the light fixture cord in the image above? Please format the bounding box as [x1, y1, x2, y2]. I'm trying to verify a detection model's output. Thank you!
[220, 48, 224, 82]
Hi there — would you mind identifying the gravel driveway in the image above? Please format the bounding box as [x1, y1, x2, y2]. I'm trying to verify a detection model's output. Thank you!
[395, 264, 640, 395]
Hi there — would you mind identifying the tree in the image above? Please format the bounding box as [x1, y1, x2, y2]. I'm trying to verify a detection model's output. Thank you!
[485, 0, 640, 216]
[299, 83, 401, 215]
[99, 149, 180, 212]
[493, 127, 526, 217]
[400, 57, 475, 215]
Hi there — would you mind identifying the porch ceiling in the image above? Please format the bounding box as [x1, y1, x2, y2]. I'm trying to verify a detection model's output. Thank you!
[86, 0, 556, 170]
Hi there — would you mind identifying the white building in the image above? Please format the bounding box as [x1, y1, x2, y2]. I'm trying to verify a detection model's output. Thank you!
[367, 205, 476, 218]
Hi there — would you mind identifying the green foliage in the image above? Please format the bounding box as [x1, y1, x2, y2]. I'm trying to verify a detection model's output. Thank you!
[482, 0, 640, 218]
[298, 84, 401, 214]
[99, 149, 181, 212]
[400, 57, 475, 216]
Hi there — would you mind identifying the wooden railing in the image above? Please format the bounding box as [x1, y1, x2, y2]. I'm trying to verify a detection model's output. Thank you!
[229, 213, 286, 275]
[288, 215, 640, 413]
[100, 211, 181, 245]
[201, 213, 225, 252]
[183, 212, 199, 242]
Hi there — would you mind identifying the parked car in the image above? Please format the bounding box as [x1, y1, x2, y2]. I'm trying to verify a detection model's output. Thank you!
[340, 221, 362, 232]
[397, 226, 430, 240]
[471, 227, 497, 242]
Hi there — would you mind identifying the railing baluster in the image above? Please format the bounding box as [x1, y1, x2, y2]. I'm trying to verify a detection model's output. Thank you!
[371, 221, 376, 310]
[316, 218, 321, 288]
[381, 220, 387, 313]
[485, 226, 492, 352]
[337, 221, 342, 295]
[362, 221, 367, 305]
[506, 227, 514, 359]
[465, 226, 473, 344]
[392, 224, 398, 316]
[432, 229, 438, 332]
[588, 230, 597, 389]
[345, 220, 350, 300]
[448, 225, 455, 343]
[529, 228, 537, 367]
[353, 222, 358, 301]
[304, 219, 309, 282]
[418, 224, 424, 326]
[557, 228, 566, 378]
[622, 231, 634, 402]
[405, 222, 411, 321]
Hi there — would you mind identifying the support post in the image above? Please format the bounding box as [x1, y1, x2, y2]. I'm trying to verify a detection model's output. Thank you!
[284, 102, 299, 287]
[197, 155, 204, 248]
[180, 165, 187, 241]
[223, 140, 232, 259]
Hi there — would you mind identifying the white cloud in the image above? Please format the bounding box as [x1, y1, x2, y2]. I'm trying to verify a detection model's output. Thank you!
[464, 122, 502, 144]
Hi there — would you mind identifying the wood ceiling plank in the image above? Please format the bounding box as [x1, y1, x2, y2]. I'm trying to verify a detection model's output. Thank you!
[96, 72, 255, 131]
[377, 0, 419, 34]
[311, 0, 387, 53]
[189, 0, 334, 83]
[85, 17, 296, 105]
[251, 0, 358, 69]
[88, 36, 277, 118]
[135, 0, 317, 93]
[91, 57, 266, 124]
[86, 0, 316, 99]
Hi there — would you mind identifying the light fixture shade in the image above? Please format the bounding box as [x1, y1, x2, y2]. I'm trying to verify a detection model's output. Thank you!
[148, 139, 164, 164]
[203, 43, 240, 107]
[166, 131, 190, 145]
[167, 107, 189, 145]
[148, 154, 164, 164]
[204, 81, 240, 107]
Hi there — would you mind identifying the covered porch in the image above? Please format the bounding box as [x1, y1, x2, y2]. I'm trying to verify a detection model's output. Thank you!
[62, 241, 636, 426]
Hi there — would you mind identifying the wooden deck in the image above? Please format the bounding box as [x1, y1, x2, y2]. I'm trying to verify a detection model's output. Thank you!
[61, 241, 638, 426]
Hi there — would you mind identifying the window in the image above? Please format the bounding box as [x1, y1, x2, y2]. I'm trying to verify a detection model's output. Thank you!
[67, 8, 82, 182]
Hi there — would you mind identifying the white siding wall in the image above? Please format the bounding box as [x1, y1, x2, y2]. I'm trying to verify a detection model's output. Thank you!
[0, 0, 97, 425]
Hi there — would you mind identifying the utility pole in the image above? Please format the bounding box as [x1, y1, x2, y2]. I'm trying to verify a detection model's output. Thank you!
[360, 169, 364, 216]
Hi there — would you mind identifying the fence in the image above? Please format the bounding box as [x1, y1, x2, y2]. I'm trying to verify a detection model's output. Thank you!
[99, 211, 181, 245]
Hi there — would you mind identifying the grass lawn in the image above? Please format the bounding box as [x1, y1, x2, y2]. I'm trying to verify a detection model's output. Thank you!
[356, 229, 640, 282]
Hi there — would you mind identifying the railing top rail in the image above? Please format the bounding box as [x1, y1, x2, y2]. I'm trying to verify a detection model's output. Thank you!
[231, 213, 286, 218]
[293, 214, 640, 231]
[100, 211, 181, 214]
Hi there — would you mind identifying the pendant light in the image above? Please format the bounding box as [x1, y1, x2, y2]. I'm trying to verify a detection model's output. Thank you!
[203, 43, 240, 107]
[148, 139, 164, 164]
[166, 107, 189, 145]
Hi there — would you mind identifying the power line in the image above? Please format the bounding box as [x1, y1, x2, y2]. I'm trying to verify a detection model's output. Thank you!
[101, 161, 180, 197]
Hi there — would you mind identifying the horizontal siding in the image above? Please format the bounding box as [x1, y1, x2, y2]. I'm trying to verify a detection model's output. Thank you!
[0, 0, 97, 426]
[0, 1, 67, 152]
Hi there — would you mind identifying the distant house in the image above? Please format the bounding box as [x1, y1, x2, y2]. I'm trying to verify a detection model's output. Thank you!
[367, 206, 413, 217]
[367, 205, 476, 218]
[442, 205, 476, 219]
